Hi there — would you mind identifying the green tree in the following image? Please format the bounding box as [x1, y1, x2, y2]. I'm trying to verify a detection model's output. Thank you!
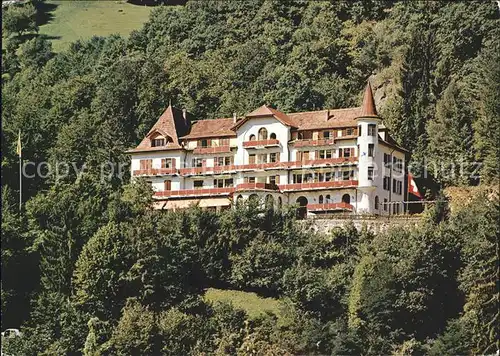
[1, 3, 38, 38]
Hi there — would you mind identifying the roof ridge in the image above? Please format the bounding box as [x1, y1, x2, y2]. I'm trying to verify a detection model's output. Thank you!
[287, 106, 361, 115]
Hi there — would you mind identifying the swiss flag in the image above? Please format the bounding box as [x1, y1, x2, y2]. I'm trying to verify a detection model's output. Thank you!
[408, 173, 423, 199]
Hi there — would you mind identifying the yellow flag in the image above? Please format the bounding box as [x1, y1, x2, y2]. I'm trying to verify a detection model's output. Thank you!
[16, 130, 21, 157]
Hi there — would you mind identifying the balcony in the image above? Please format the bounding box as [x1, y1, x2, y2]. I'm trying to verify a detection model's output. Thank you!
[334, 134, 358, 141]
[295, 156, 357, 168]
[235, 183, 280, 191]
[293, 138, 335, 148]
[133, 168, 178, 176]
[307, 202, 354, 212]
[193, 146, 232, 155]
[154, 187, 235, 198]
[279, 180, 358, 192]
[243, 139, 280, 148]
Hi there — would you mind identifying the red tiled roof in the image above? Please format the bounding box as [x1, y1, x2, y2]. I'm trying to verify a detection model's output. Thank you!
[288, 107, 362, 130]
[129, 105, 190, 152]
[180, 118, 236, 140]
[232, 105, 298, 130]
[360, 81, 378, 117]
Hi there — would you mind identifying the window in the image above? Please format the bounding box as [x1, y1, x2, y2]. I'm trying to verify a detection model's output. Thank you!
[270, 133, 277, 139]
[164, 180, 171, 191]
[192, 158, 203, 167]
[346, 128, 354, 136]
[393, 180, 403, 195]
[319, 195, 324, 204]
[249, 154, 256, 164]
[383, 176, 391, 191]
[384, 198, 388, 211]
[368, 167, 374, 180]
[214, 178, 233, 188]
[293, 174, 303, 184]
[339, 147, 353, 158]
[152, 138, 165, 147]
[368, 144, 374, 157]
[343, 170, 350, 181]
[215, 156, 232, 166]
[358, 125, 362, 136]
[258, 128, 268, 140]
[323, 131, 331, 139]
[269, 175, 280, 185]
[393, 157, 403, 172]
[375, 196, 379, 210]
[140, 159, 152, 170]
[257, 154, 267, 164]
[199, 139, 210, 148]
[194, 180, 204, 189]
[270, 152, 280, 162]
[368, 124, 376, 136]
[249, 134, 256, 141]
[318, 150, 333, 159]
[247, 177, 256, 183]
[325, 194, 331, 202]
[325, 172, 332, 182]
[384, 153, 391, 165]
[161, 158, 174, 168]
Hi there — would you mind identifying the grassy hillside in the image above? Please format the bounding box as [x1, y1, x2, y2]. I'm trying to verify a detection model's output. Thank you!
[204, 288, 283, 319]
[37, 1, 153, 51]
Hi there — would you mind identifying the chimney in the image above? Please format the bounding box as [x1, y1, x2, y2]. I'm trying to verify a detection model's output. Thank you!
[325, 109, 330, 121]
[233, 112, 237, 123]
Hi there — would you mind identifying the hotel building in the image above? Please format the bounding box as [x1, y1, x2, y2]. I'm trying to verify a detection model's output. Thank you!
[127, 83, 408, 217]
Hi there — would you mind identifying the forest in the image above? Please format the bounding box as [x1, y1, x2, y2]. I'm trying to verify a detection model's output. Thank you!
[1, 1, 499, 355]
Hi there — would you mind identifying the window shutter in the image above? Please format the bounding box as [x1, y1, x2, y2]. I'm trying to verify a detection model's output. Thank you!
[275, 175, 280, 184]
[296, 151, 302, 162]
[164, 180, 171, 191]
[338, 149, 343, 158]
[202, 159, 207, 167]
[249, 155, 255, 164]
[276, 152, 280, 161]
[171, 158, 176, 168]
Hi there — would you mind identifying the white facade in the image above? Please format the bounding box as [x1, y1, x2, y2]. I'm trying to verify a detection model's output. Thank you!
[129, 108, 408, 216]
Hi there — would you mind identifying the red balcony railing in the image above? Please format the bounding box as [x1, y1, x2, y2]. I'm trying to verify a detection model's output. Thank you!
[175, 157, 357, 176]
[193, 146, 232, 154]
[297, 156, 357, 167]
[334, 134, 358, 140]
[243, 139, 280, 148]
[154, 187, 235, 198]
[294, 138, 335, 147]
[133, 168, 178, 176]
[235, 183, 280, 191]
[307, 202, 354, 211]
[279, 180, 358, 192]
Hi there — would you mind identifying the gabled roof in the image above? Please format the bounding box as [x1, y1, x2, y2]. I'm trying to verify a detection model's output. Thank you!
[288, 107, 362, 130]
[359, 81, 378, 118]
[232, 105, 298, 130]
[128, 105, 190, 152]
[180, 118, 236, 140]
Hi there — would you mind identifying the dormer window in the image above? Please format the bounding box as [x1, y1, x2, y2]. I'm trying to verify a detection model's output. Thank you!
[270, 133, 277, 140]
[152, 138, 166, 147]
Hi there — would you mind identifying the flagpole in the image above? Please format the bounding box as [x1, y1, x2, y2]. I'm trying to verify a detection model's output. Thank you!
[17, 130, 22, 212]
[19, 149, 22, 212]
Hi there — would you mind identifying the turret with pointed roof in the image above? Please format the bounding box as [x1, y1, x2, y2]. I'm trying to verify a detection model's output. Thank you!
[357, 81, 379, 119]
